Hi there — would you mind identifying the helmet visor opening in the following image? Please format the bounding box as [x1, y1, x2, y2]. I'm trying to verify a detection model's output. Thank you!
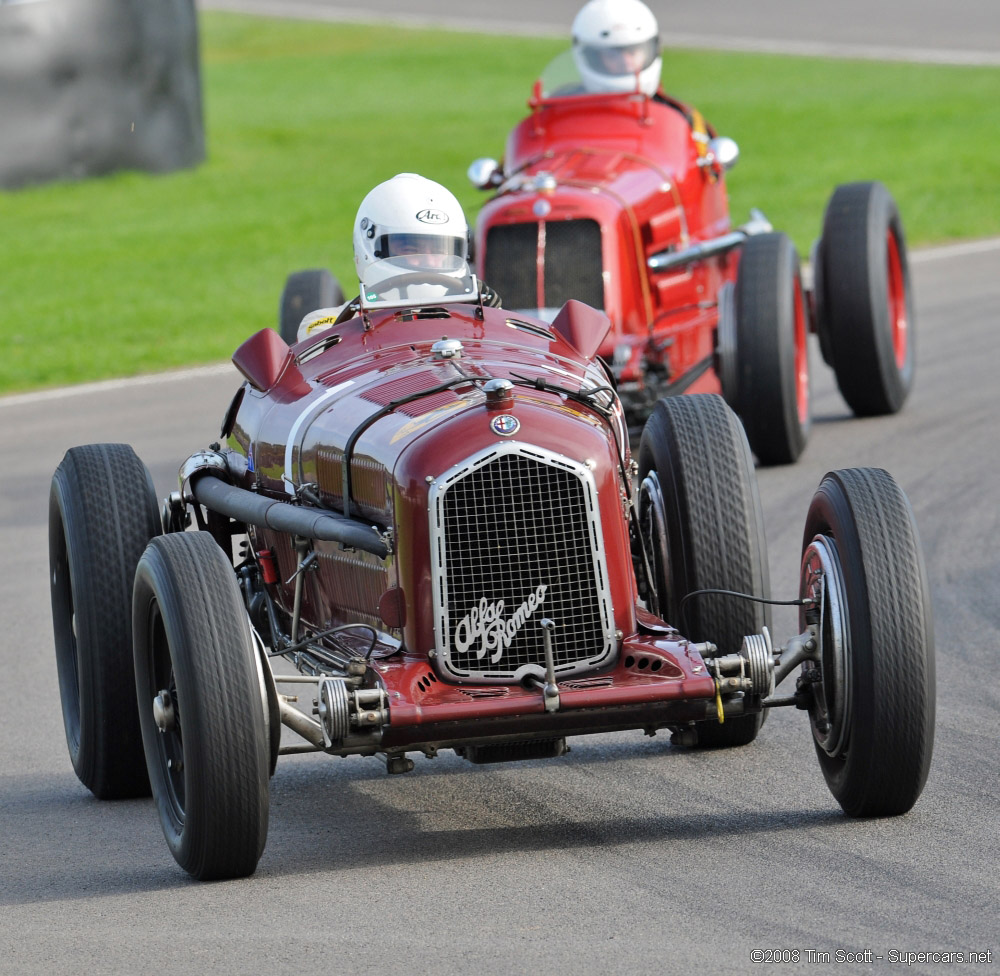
[580, 37, 658, 76]
[376, 234, 466, 259]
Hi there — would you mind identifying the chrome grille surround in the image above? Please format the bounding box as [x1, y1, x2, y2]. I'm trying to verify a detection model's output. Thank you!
[430, 443, 615, 682]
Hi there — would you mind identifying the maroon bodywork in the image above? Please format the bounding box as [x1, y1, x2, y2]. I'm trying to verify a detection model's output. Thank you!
[48, 276, 934, 882]
[47, 80, 930, 887]
[225, 302, 719, 753]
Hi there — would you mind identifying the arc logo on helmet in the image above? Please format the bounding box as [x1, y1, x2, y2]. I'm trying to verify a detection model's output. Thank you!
[416, 209, 449, 225]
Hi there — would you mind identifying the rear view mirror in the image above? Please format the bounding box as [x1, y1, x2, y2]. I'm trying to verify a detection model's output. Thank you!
[708, 136, 740, 172]
[467, 158, 502, 190]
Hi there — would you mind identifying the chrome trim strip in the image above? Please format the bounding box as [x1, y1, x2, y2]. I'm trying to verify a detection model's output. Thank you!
[282, 380, 353, 494]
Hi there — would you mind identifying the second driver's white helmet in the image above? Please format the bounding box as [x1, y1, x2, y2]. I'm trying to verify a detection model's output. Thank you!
[572, 0, 662, 97]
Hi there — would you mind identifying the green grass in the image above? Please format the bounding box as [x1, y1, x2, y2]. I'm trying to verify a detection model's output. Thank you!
[1, 13, 998, 394]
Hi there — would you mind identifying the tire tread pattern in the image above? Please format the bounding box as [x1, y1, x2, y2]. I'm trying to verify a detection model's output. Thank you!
[134, 532, 269, 880]
[49, 443, 160, 798]
[805, 467, 934, 815]
[819, 181, 914, 416]
[733, 231, 808, 465]
[639, 395, 770, 747]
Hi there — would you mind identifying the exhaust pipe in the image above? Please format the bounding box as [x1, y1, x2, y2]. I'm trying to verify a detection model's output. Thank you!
[187, 462, 389, 558]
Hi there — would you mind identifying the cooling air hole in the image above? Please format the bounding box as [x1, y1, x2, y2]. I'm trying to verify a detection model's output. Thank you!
[651, 659, 662, 672]
[637, 657, 649, 670]
[625, 656, 635, 667]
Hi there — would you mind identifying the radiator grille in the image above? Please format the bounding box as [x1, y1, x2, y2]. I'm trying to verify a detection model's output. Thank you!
[483, 219, 604, 313]
[544, 219, 604, 310]
[485, 222, 537, 310]
[431, 445, 614, 681]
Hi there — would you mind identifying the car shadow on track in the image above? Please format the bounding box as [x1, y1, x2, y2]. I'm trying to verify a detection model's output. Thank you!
[257, 729, 847, 879]
[3, 735, 847, 900]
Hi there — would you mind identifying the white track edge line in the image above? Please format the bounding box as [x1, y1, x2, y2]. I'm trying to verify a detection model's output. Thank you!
[2, 237, 997, 408]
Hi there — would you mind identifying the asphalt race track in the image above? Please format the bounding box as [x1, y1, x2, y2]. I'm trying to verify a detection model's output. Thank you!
[3, 5, 999, 974]
[198, 0, 1000, 65]
[3, 245, 999, 974]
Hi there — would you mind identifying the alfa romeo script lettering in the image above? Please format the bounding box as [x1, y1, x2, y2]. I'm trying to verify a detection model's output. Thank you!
[453, 584, 548, 663]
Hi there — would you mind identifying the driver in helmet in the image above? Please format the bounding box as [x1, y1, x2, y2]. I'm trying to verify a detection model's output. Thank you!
[298, 173, 500, 340]
[571, 0, 662, 98]
[570, 0, 719, 166]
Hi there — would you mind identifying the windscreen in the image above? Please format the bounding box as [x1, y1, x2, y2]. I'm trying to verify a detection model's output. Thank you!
[360, 255, 479, 309]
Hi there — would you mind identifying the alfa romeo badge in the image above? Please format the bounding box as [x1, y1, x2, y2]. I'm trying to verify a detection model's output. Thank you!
[490, 414, 520, 437]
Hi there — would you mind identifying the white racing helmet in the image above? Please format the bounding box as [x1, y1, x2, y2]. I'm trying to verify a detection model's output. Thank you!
[571, 0, 662, 97]
[353, 173, 479, 309]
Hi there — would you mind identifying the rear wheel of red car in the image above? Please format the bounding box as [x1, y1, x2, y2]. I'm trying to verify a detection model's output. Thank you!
[638, 394, 771, 747]
[799, 468, 934, 815]
[732, 231, 810, 465]
[816, 181, 914, 416]
[278, 268, 345, 345]
[133, 532, 270, 880]
[48, 443, 161, 799]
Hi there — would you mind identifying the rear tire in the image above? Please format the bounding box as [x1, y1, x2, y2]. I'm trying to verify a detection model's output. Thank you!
[48, 444, 160, 798]
[638, 394, 771, 747]
[800, 468, 934, 815]
[278, 268, 344, 345]
[133, 532, 270, 880]
[816, 182, 914, 416]
[733, 232, 810, 465]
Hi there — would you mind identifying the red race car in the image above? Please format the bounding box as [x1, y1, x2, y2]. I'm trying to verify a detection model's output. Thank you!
[50, 249, 934, 879]
[468, 50, 915, 463]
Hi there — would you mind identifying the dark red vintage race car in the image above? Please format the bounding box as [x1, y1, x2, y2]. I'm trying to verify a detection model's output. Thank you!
[49, 281, 934, 880]
[467, 51, 915, 463]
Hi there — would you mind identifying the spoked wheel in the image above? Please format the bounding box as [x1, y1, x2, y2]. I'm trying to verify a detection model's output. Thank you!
[638, 394, 771, 747]
[48, 444, 161, 798]
[278, 268, 344, 345]
[732, 231, 810, 465]
[799, 467, 935, 816]
[815, 181, 915, 416]
[133, 532, 270, 880]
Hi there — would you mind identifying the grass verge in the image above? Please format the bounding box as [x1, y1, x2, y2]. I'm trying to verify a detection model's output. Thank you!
[1, 13, 997, 393]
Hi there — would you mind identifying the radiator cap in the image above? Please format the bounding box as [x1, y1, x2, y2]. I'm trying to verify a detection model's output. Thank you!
[432, 338, 463, 360]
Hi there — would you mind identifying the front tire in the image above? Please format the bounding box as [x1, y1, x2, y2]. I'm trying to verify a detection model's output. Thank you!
[133, 532, 270, 880]
[638, 394, 771, 746]
[816, 182, 915, 416]
[800, 468, 934, 815]
[732, 232, 810, 465]
[48, 444, 161, 798]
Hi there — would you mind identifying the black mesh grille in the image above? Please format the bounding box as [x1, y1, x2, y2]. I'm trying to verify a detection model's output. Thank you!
[485, 223, 538, 310]
[544, 219, 604, 310]
[440, 452, 608, 678]
[484, 219, 604, 311]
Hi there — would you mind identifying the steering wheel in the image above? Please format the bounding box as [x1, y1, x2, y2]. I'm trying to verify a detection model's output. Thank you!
[375, 272, 473, 298]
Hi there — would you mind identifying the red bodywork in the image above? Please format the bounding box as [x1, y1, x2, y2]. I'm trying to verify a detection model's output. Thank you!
[226, 304, 717, 753]
[474, 86, 739, 407]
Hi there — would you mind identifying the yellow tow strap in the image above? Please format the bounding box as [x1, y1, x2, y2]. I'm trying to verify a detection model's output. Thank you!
[712, 659, 725, 724]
